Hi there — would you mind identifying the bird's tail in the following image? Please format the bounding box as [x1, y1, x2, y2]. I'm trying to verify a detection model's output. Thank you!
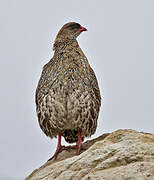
[62, 129, 84, 143]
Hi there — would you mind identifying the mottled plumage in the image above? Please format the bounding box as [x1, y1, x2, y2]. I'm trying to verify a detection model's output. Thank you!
[35, 22, 101, 158]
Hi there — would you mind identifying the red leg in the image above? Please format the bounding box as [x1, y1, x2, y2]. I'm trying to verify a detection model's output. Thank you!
[48, 130, 85, 161]
[57, 132, 62, 149]
[48, 132, 70, 161]
[67, 130, 86, 153]
[77, 129, 82, 154]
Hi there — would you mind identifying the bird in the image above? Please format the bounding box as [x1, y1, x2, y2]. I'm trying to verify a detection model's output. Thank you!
[35, 22, 101, 160]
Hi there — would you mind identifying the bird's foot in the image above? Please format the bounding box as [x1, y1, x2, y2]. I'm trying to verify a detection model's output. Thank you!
[66, 144, 86, 155]
[77, 144, 84, 155]
[77, 130, 83, 155]
[66, 145, 77, 149]
[48, 145, 70, 161]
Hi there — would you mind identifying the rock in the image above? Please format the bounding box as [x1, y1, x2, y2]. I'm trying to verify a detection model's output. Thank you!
[25, 129, 154, 180]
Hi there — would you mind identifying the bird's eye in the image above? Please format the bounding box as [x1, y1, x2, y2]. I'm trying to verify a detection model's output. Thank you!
[69, 23, 80, 30]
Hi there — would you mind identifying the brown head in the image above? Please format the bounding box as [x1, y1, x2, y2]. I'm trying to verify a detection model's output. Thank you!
[56, 22, 87, 40]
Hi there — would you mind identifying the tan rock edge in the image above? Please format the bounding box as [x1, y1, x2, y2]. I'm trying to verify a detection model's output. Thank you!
[25, 129, 154, 180]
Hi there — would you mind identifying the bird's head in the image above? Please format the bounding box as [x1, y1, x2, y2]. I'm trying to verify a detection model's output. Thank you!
[56, 22, 87, 40]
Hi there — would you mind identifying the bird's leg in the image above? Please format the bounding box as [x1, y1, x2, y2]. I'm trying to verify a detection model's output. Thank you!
[65, 130, 82, 151]
[48, 132, 70, 161]
[57, 131, 62, 150]
[66, 130, 86, 153]
[77, 129, 82, 154]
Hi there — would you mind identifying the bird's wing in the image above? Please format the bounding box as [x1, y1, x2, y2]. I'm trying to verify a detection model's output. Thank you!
[89, 66, 101, 107]
[35, 58, 56, 106]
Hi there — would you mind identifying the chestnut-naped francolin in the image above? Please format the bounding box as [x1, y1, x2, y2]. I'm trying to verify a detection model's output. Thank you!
[35, 22, 101, 160]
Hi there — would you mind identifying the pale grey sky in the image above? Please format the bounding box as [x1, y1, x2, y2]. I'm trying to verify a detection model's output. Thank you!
[0, 0, 154, 179]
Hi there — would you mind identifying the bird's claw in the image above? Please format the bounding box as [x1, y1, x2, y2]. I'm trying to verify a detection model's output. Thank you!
[48, 145, 70, 161]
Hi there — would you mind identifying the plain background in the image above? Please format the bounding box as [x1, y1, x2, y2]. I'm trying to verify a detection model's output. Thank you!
[0, 0, 154, 179]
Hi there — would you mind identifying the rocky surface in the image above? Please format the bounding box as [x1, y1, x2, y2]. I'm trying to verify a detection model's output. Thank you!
[25, 129, 154, 180]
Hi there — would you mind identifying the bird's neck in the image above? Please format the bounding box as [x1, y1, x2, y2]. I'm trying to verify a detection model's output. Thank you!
[53, 38, 79, 54]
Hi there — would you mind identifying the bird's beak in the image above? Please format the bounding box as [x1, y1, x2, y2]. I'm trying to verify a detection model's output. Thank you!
[78, 26, 87, 32]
